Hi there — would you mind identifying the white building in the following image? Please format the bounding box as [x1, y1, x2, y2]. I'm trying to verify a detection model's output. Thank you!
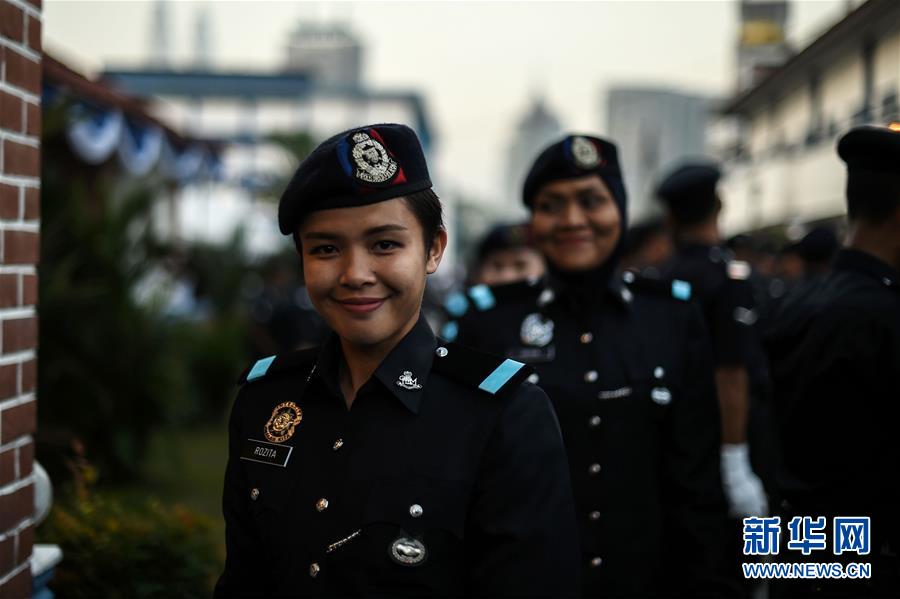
[285, 22, 363, 86]
[717, 0, 899, 235]
[606, 88, 712, 223]
[504, 97, 563, 211]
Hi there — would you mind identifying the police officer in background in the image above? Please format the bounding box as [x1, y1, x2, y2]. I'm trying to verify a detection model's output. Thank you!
[765, 124, 900, 597]
[655, 165, 772, 516]
[215, 124, 581, 598]
[450, 135, 734, 597]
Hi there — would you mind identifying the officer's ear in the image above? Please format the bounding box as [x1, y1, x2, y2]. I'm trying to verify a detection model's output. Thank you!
[714, 194, 723, 216]
[426, 229, 448, 275]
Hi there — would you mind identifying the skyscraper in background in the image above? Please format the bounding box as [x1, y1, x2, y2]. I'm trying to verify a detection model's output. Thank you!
[285, 22, 363, 86]
[504, 96, 563, 207]
[606, 88, 712, 223]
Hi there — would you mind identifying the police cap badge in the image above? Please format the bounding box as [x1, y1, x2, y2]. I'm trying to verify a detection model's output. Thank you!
[278, 123, 432, 235]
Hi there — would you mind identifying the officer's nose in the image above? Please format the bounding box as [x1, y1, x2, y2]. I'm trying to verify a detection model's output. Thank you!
[560, 201, 589, 228]
[338, 248, 377, 288]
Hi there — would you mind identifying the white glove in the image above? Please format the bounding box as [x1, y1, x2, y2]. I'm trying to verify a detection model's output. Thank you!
[720, 443, 768, 517]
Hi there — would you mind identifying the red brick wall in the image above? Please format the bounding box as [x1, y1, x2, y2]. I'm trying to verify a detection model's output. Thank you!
[0, 0, 41, 596]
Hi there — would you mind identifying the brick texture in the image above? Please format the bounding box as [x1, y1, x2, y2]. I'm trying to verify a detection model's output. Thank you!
[0, 364, 15, 400]
[0, 563, 31, 598]
[19, 359, 35, 393]
[0, 448, 14, 487]
[1, 316, 37, 353]
[0, 399, 37, 442]
[18, 441, 32, 476]
[1, 230, 40, 264]
[0, 91, 23, 133]
[0, 535, 13, 576]
[0, 183, 17, 219]
[26, 14, 40, 53]
[3, 49, 41, 96]
[0, 274, 17, 307]
[2, 4, 42, 592]
[22, 187, 38, 220]
[0, 483, 33, 531]
[2, 140, 40, 177]
[0, 2, 24, 44]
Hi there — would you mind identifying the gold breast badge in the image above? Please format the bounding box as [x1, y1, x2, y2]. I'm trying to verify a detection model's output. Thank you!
[264, 401, 303, 443]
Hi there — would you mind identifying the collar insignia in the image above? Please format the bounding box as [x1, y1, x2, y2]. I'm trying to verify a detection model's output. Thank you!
[520, 312, 554, 347]
[264, 401, 303, 443]
[396, 370, 423, 391]
[351, 131, 398, 184]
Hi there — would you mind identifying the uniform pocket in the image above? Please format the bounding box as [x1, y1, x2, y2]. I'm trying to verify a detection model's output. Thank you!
[359, 477, 468, 594]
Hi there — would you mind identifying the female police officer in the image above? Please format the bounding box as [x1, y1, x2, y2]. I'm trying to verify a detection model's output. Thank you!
[214, 124, 580, 598]
[450, 135, 735, 597]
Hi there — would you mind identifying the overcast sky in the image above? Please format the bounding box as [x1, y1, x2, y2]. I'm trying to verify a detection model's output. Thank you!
[44, 0, 851, 204]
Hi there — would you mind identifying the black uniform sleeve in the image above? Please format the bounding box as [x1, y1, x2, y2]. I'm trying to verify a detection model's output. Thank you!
[214, 389, 268, 598]
[711, 277, 756, 367]
[466, 383, 582, 597]
[661, 304, 737, 596]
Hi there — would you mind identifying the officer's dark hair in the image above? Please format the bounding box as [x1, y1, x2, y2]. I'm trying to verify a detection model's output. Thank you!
[291, 188, 444, 257]
[846, 169, 900, 223]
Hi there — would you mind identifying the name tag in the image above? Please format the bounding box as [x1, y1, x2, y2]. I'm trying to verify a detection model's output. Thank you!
[240, 439, 293, 467]
[509, 345, 556, 363]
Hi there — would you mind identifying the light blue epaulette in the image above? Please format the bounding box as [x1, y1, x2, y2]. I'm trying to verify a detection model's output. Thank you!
[671, 279, 692, 301]
[238, 347, 319, 385]
[467, 284, 496, 311]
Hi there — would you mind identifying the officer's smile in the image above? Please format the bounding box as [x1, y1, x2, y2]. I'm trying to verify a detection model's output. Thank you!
[334, 296, 389, 314]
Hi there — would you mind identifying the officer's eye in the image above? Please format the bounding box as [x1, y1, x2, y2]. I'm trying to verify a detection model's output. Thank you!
[374, 240, 401, 252]
[308, 244, 338, 255]
[579, 193, 606, 209]
[534, 197, 565, 214]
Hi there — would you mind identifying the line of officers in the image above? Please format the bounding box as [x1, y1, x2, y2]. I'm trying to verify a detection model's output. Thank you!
[436, 124, 900, 597]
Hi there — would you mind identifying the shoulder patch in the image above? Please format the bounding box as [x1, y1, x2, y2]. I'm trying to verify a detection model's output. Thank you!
[238, 347, 319, 385]
[467, 284, 496, 311]
[443, 291, 469, 318]
[431, 342, 534, 398]
[671, 279, 692, 301]
[727, 260, 751, 281]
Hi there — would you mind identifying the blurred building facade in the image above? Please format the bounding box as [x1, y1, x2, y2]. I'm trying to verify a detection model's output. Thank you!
[607, 88, 713, 223]
[102, 18, 433, 259]
[716, 0, 899, 235]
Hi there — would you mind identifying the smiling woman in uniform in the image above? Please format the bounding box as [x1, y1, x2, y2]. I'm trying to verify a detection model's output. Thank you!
[214, 124, 580, 598]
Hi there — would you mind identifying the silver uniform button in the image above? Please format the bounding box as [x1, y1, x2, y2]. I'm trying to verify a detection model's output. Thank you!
[309, 563, 320, 578]
[589, 463, 601, 475]
[250, 488, 260, 501]
[316, 498, 329, 512]
[526, 373, 540, 384]
[435, 346, 448, 357]
[654, 366, 664, 379]
[883, 277, 893, 287]
[589, 415, 601, 427]
[409, 503, 423, 518]
[580, 332, 594, 344]
[584, 370, 598, 383]
[333, 438, 344, 451]
[589, 510, 601, 521]
[623, 271, 635, 283]
[590, 557, 603, 568]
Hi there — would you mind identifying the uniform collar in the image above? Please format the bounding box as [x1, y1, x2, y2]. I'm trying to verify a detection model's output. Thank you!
[833, 248, 899, 291]
[316, 312, 436, 414]
[539, 271, 633, 312]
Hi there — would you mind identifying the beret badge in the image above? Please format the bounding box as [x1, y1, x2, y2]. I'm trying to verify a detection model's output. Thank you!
[351, 131, 399, 184]
[570, 136, 602, 169]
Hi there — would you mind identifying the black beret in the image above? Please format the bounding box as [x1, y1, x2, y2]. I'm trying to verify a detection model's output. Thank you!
[476, 223, 532, 262]
[655, 162, 721, 224]
[278, 123, 432, 235]
[522, 135, 623, 208]
[792, 226, 838, 263]
[837, 123, 900, 172]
